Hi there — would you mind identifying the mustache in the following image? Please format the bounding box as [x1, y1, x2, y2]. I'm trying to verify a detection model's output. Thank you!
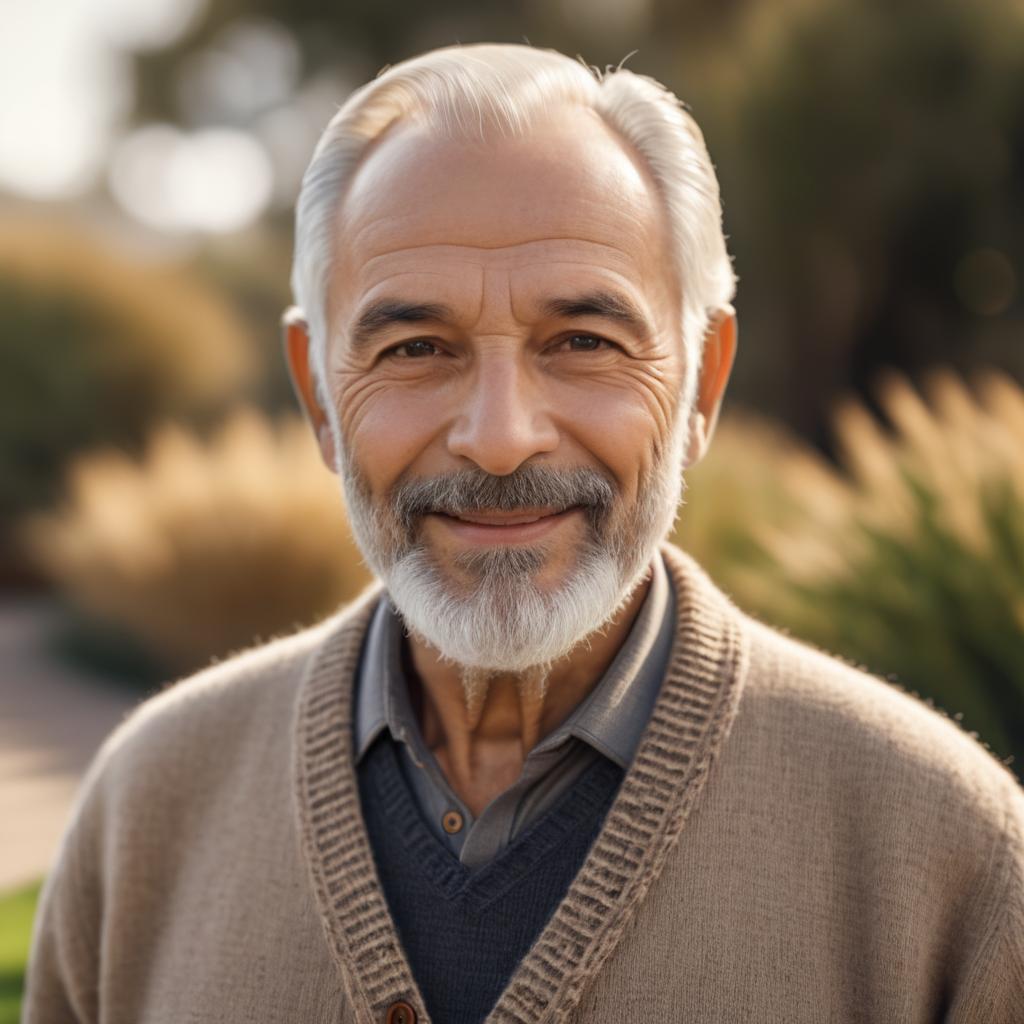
[389, 465, 617, 534]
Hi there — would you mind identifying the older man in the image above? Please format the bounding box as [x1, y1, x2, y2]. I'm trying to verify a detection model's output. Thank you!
[24, 43, 1024, 1024]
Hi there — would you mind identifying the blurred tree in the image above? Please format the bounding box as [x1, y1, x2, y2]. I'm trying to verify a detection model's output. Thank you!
[707, 0, 1024, 449]
[0, 220, 256, 585]
[120, 0, 1024, 453]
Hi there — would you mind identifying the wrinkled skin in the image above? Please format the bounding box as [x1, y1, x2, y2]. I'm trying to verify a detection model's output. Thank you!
[284, 104, 737, 811]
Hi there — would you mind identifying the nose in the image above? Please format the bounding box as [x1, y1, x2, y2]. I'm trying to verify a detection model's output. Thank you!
[446, 351, 559, 476]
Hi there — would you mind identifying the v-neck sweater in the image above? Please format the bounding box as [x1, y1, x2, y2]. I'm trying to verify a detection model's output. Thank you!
[23, 544, 1024, 1024]
[359, 735, 624, 1023]
[352, 552, 673, 868]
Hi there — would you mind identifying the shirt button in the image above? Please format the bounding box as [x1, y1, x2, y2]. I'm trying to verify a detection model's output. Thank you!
[385, 1001, 417, 1024]
[442, 809, 464, 834]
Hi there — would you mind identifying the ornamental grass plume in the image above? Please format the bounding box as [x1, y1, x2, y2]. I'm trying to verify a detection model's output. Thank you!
[672, 409, 820, 585]
[722, 368, 1024, 772]
[20, 408, 371, 681]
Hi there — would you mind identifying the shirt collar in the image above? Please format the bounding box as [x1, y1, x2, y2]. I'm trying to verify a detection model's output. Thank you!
[353, 593, 411, 764]
[530, 553, 673, 768]
[353, 553, 675, 769]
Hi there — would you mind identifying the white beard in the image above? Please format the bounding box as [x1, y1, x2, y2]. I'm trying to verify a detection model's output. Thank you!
[324, 395, 689, 681]
[384, 539, 628, 673]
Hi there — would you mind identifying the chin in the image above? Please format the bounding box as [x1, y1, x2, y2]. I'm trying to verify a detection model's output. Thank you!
[383, 540, 630, 673]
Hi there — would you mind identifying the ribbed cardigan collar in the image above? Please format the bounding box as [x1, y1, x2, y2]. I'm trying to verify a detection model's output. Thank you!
[293, 542, 751, 1024]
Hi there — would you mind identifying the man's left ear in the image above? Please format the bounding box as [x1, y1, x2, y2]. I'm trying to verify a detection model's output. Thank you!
[683, 306, 738, 468]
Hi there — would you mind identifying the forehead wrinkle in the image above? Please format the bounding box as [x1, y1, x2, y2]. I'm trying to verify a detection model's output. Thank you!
[506, 262, 656, 325]
[354, 246, 648, 317]
[357, 236, 637, 271]
[352, 268, 461, 300]
[346, 186, 655, 257]
[339, 237, 670, 344]
[351, 264, 486, 334]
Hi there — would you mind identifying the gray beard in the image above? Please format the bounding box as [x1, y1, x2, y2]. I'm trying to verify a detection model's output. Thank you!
[329, 416, 688, 707]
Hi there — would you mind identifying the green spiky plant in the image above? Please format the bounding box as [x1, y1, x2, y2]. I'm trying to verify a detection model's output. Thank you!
[679, 368, 1024, 773]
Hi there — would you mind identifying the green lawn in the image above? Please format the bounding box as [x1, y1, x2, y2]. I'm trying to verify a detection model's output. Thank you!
[0, 880, 41, 1024]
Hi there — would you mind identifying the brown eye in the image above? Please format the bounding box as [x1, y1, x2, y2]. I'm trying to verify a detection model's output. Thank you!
[390, 339, 438, 358]
[566, 334, 608, 351]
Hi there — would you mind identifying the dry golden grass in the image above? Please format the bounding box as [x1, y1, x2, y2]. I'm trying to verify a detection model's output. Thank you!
[754, 367, 1024, 593]
[696, 369, 1024, 768]
[673, 402, 904, 606]
[686, 368, 1024, 620]
[21, 408, 371, 677]
[684, 369, 1021, 619]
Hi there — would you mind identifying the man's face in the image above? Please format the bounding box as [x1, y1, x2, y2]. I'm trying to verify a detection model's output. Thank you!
[322, 104, 688, 672]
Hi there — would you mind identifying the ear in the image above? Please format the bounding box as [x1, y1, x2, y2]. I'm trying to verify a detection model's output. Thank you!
[683, 306, 738, 468]
[281, 307, 338, 472]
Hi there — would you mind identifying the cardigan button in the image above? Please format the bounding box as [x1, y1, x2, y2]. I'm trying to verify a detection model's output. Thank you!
[442, 809, 464, 834]
[385, 1000, 417, 1024]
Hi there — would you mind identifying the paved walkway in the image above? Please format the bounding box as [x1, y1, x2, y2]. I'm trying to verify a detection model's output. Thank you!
[0, 599, 140, 893]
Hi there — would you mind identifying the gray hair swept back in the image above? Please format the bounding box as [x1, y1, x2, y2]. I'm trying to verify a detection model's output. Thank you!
[290, 42, 736, 418]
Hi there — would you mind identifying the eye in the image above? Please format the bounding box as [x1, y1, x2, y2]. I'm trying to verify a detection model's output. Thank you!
[562, 333, 615, 352]
[384, 339, 440, 359]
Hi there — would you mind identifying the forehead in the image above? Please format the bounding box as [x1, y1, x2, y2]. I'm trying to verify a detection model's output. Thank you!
[328, 105, 677, 323]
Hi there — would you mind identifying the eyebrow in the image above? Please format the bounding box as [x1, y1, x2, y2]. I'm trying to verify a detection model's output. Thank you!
[350, 299, 454, 351]
[347, 288, 652, 352]
[541, 290, 652, 338]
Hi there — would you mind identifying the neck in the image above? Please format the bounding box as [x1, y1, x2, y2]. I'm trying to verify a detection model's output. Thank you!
[406, 566, 653, 816]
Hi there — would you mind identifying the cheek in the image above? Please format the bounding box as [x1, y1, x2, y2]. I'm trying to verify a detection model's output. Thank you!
[338, 375, 449, 489]
[552, 369, 679, 492]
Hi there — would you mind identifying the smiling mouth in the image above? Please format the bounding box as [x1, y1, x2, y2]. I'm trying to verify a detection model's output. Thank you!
[426, 505, 583, 542]
[437, 507, 574, 526]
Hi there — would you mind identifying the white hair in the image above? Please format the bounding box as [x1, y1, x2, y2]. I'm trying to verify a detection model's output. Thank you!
[290, 42, 736, 423]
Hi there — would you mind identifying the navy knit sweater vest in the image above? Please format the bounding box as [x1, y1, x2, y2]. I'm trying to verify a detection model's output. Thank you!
[358, 735, 626, 1024]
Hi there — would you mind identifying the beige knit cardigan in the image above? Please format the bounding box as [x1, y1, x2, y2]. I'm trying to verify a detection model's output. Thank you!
[22, 544, 1024, 1023]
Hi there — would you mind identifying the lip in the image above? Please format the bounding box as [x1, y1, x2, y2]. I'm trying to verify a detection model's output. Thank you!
[428, 506, 582, 544]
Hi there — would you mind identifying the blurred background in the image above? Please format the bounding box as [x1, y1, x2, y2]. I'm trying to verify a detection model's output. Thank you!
[2, 0, 1024, 1015]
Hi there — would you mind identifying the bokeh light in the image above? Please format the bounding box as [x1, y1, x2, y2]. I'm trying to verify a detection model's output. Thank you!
[0, 0, 205, 199]
[109, 125, 273, 233]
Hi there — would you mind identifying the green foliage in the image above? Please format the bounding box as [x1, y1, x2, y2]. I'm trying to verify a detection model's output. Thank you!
[681, 369, 1024, 775]
[772, 470, 1024, 762]
[0, 279, 106, 522]
[684, 0, 1024, 443]
[673, 410, 807, 583]
[0, 221, 256, 578]
[0, 880, 41, 1024]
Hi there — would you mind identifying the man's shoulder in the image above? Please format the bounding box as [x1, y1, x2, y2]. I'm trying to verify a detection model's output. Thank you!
[662, 543, 1021, 818]
[734, 608, 1023, 825]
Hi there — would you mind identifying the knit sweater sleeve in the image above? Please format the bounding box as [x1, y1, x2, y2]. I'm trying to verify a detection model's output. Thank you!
[945, 775, 1024, 1022]
[21, 754, 107, 1024]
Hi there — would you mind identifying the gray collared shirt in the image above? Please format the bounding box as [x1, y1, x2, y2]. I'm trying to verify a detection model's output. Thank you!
[353, 553, 675, 870]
